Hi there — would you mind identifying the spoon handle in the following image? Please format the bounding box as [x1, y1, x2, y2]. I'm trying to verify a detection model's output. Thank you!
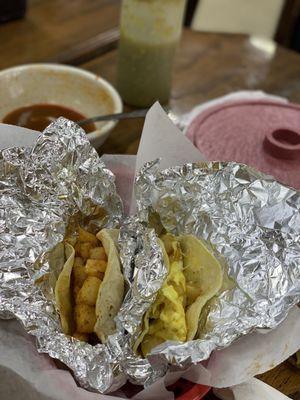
[77, 108, 150, 126]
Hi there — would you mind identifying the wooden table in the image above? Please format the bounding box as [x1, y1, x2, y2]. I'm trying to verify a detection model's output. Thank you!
[82, 29, 300, 156]
[1, 1, 300, 398]
[0, 0, 121, 68]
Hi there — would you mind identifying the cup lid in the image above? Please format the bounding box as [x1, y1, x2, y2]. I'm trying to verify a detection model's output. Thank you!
[186, 99, 300, 189]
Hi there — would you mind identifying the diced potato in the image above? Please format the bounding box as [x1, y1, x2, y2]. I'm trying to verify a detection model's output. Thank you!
[99, 272, 104, 280]
[73, 285, 81, 300]
[76, 276, 101, 306]
[74, 242, 80, 255]
[75, 242, 93, 260]
[73, 332, 89, 342]
[74, 304, 96, 333]
[89, 246, 107, 261]
[65, 236, 77, 247]
[72, 264, 87, 288]
[85, 259, 107, 277]
[74, 257, 84, 267]
[78, 227, 98, 245]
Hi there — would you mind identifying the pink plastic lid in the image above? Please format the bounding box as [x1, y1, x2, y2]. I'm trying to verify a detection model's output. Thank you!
[186, 99, 300, 189]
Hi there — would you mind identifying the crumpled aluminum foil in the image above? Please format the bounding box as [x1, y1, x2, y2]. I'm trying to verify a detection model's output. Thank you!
[110, 218, 168, 385]
[0, 118, 123, 392]
[128, 159, 300, 369]
[1, 115, 300, 392]
[117, 218, 167, 336]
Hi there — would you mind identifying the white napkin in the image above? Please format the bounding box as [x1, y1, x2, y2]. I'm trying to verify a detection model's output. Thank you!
[0, 123, 39, 149]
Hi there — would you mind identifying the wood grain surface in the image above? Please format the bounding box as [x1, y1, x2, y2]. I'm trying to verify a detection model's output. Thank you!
[81, 29, 300, 156]
[0, 0, 121, 69]
[258, 360, 300, 398]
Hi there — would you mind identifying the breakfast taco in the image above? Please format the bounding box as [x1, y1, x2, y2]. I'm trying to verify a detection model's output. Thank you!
[135, 233, 223, 356]
[55, 227, 124, 343]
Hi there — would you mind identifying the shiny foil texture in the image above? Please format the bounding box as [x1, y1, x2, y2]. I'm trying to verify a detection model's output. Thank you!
[1, 116, 300, 392]
[112, 218, 168, 385]
[0, 118, 123, 392]
[133, 160, 300, 367]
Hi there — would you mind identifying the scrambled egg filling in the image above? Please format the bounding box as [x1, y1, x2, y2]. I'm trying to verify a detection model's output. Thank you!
[141, 235, 187, 356]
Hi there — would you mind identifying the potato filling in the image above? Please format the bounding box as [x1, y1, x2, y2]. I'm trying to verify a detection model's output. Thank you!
[72, 227, 108, 342]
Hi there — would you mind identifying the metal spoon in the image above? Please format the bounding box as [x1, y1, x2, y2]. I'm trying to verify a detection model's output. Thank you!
[77, 107, 179, 126]
[77, 108, 152, 126]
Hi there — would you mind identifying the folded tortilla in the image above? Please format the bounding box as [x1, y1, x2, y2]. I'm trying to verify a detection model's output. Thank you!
[55, 228, 124, 343]
[54, 243, 75, 335]
[135, 234, 223, 356]
[94, 229, 124, 342]
[180, 234, 223, 341]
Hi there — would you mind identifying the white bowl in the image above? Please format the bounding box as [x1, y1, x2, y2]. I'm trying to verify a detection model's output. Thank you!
[0, 64, 122, 148]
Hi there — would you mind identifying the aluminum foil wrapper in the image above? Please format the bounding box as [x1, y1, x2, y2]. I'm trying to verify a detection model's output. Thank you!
[117, 218, 167, 335]
[108, 218, 169, 385]
[0, 118, 124, 393]
[130, 159, 300, 369]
